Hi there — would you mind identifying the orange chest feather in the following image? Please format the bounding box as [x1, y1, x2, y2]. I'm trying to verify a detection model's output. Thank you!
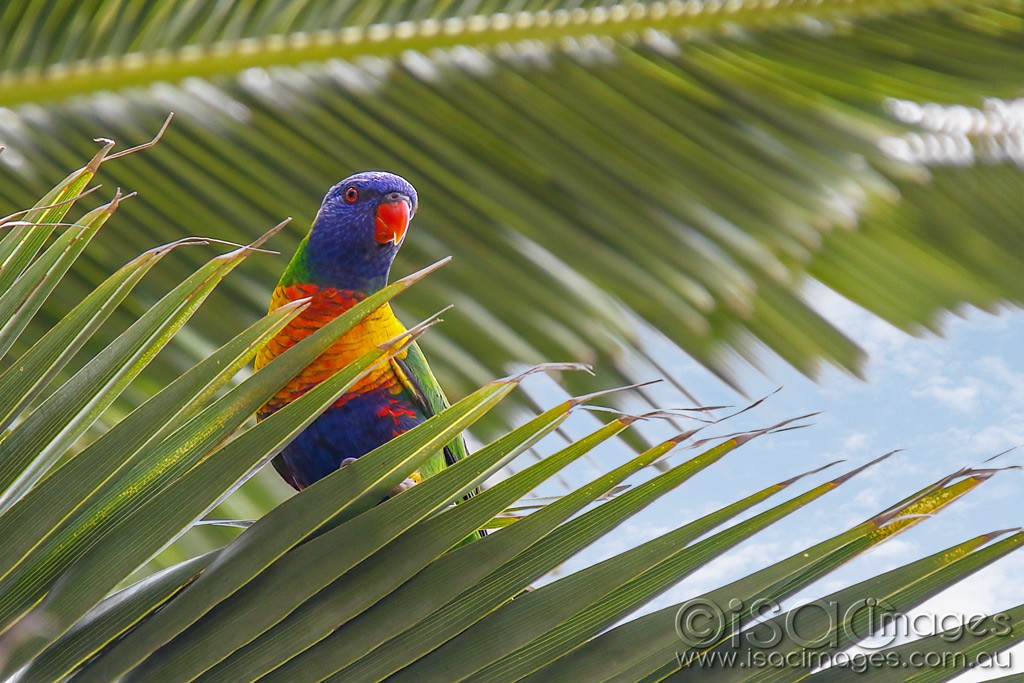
[255, 284, 408, 412]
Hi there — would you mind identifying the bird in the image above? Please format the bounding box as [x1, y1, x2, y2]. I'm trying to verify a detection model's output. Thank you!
[253, 171, 468, 498]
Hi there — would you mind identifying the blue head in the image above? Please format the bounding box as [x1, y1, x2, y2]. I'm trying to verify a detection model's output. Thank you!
[304, 171, 418, 291]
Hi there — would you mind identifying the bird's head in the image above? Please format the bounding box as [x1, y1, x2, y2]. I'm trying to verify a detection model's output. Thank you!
[305, 171, 418, 290]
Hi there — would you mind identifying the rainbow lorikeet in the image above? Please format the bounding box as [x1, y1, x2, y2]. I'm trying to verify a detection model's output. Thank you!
[254, 172, 467, 495]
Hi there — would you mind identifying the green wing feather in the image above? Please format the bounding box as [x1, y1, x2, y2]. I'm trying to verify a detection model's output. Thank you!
[392, 338, 485, 543]
[391, 341, 469, 479]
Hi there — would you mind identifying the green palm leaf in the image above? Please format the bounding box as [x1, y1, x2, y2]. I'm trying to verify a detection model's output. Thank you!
[0, 164, 1014, 680]
[0, 3, 1021, 679]
[1, 1, 1019, 402]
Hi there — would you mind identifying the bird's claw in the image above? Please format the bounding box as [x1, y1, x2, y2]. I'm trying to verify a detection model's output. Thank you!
[390, 478, 417, 497]
[339, 458, 414, 498]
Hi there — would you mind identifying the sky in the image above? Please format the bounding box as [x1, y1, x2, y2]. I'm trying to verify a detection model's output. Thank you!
[510, 284, 1023, 681]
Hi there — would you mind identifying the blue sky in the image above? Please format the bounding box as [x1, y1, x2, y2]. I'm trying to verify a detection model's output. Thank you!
[510, 286, 1023, 680]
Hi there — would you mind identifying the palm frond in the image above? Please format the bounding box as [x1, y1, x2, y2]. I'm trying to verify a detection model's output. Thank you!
[0, 6, 1021, 679]
[0, 153, 1017, 683]
[1, 1, 1019, 406]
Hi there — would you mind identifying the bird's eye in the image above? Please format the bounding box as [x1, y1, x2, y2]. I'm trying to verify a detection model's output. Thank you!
[344, 187, 359, 203]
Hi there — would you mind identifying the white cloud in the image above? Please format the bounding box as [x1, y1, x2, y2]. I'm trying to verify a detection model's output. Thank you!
[969, 418, 1024, 456]
[913, 376, 983, 413]
[842, 431, 871, 453]
[861, 538, 918, 565]
[978, 356, 1024, 410]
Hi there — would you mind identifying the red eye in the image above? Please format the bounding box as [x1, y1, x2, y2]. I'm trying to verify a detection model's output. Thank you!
[344, 187, 359, 203]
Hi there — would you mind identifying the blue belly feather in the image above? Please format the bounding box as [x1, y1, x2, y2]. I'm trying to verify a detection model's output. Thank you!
[272, 388, 424, 490]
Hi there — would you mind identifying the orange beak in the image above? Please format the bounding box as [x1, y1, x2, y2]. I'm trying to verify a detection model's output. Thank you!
[375, 199, 411, 245]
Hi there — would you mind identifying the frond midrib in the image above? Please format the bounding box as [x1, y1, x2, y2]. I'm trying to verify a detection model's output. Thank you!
[0, 0, 1008, 106]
